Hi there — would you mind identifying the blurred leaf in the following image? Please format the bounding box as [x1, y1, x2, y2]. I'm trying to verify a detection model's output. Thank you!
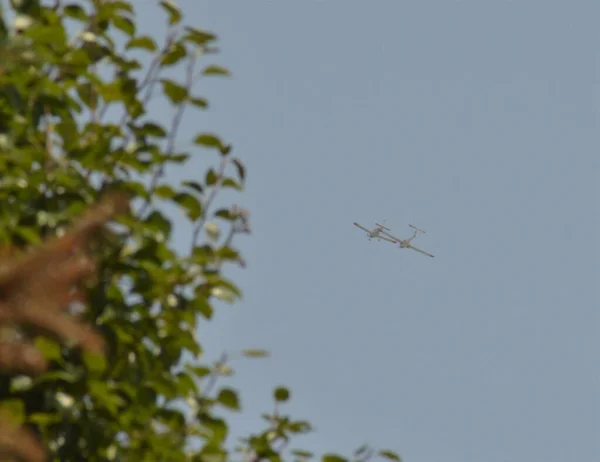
[34, 337, 61, 361]
[126, 35, 157, 51]
[15, 226, 41, 244]
[113, 15, 135, 36]
[183, 26, 217, 45]
[154, 184, 177, 199]
[190, 96, 208, 109]
[232, 158, 246, 181]
[274, 386, 290, 403]
[292, 449, 315, 459]
[161, 79, 188, 104]
[205, 168, 218, 186]
[28, 412, 63, 426]
[378, 450, 402, 461]
[222, 177, 242, 190]
[160, 42, 186, 66]
[83, 350, 107, 374]
[194, 133, 225, 151]
[63, 4, 88, 21]
[160, 0, 182, 25]
[216, 388, 240, 411]
[242, 349, 270, 358]
[188, 366, 211, 378]
[139, 122, 167, 137]
[203, 65, 231, 77]
[214, 209, 234, 221]
[199, 415, 228, 443]
[322, 456, 347, 462]
[173, 192, 202, 220]
[76, 82, 98, 109]
[289, 420, 312, 433]
[182, 180, 204, 194]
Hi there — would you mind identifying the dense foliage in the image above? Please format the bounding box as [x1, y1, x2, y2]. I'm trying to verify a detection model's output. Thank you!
[0, 1, 402, 461]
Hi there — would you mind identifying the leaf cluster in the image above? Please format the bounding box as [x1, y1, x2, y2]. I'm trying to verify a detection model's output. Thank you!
[0, 1, 401, 461]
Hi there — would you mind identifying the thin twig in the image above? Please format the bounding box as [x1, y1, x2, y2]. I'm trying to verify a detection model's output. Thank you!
[189, 157, 229, 252]
[138, 48, 197, 218]
[202, 352, 228, 398]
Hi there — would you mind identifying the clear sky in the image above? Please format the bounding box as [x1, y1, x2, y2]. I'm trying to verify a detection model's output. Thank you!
[132, 1, 599, 461]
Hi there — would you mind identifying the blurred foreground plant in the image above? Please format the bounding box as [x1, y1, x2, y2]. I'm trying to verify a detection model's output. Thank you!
[0, 1, 401, 461]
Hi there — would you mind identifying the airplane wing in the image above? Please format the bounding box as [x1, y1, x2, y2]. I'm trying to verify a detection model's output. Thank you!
[408, 244, 434, 258]
[380, 229, 402, 242]
[378, 236, 396, 243]
[353, 222, 371, 234]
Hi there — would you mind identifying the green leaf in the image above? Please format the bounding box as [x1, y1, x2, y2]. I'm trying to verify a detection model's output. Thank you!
[161, 79, 188, 104]
[88, 380, 125, 416]
[139, 122, 167, 137]
[322, 455, 347, 462]
[28, 412, 63, 426]
[194, 133, 225, 151]
[288, 420, 312, 433]
[63, 4, 88, 21]
[182, 180, 204, 194]
[292, 449, 315, 459]
[76, 82, 98, 109]
[189, 296, 214, 319]
[183, 26, 217, 45]
[176, 372, 198, 396]
[188, 366, 211, 378]
[203, 65, 231, 77]
[274, 386, 290, 402]
[160, 42, 186, 66]
[205, 168, 219, 186]
[144, 211, 172, 238]
[242, 349, 270, 358]
[154, 184, 177, 199]
[113, 15, 135, 36]
[214, 209, 234, 221]
[15, 226, 41, 244]
[173, 193, 202, 221]
[83, 350, 107, 374]
[34, 337, 62, 361]
[125, 35, 157, 51]
[160, 0, 182, 25]
[34, 370, 81, 385]
[232, 158, 246, 181]
[222, 177, 242, 190]
[198, 415, 228, 443]
[190, 96, 208, 109]
[216, 388, 240, 410]
[378, 450, 402, 461]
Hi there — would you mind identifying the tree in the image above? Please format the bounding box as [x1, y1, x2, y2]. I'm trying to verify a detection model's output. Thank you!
[0, 1, 401, 461]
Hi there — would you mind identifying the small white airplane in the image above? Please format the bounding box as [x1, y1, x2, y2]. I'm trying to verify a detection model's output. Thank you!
[380, 224, 435, 258]
[353, 221, 396, 243]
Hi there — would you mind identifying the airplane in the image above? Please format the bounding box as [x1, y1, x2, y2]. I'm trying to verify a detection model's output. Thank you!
[353, 221, 397, 243]
[380, 224, 435, 258]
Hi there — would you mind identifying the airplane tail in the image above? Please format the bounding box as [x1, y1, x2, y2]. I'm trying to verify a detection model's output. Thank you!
[409, 224, 426, 234]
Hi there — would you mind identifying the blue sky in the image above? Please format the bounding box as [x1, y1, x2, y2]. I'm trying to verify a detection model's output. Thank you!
[131, 1, 599, 461]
